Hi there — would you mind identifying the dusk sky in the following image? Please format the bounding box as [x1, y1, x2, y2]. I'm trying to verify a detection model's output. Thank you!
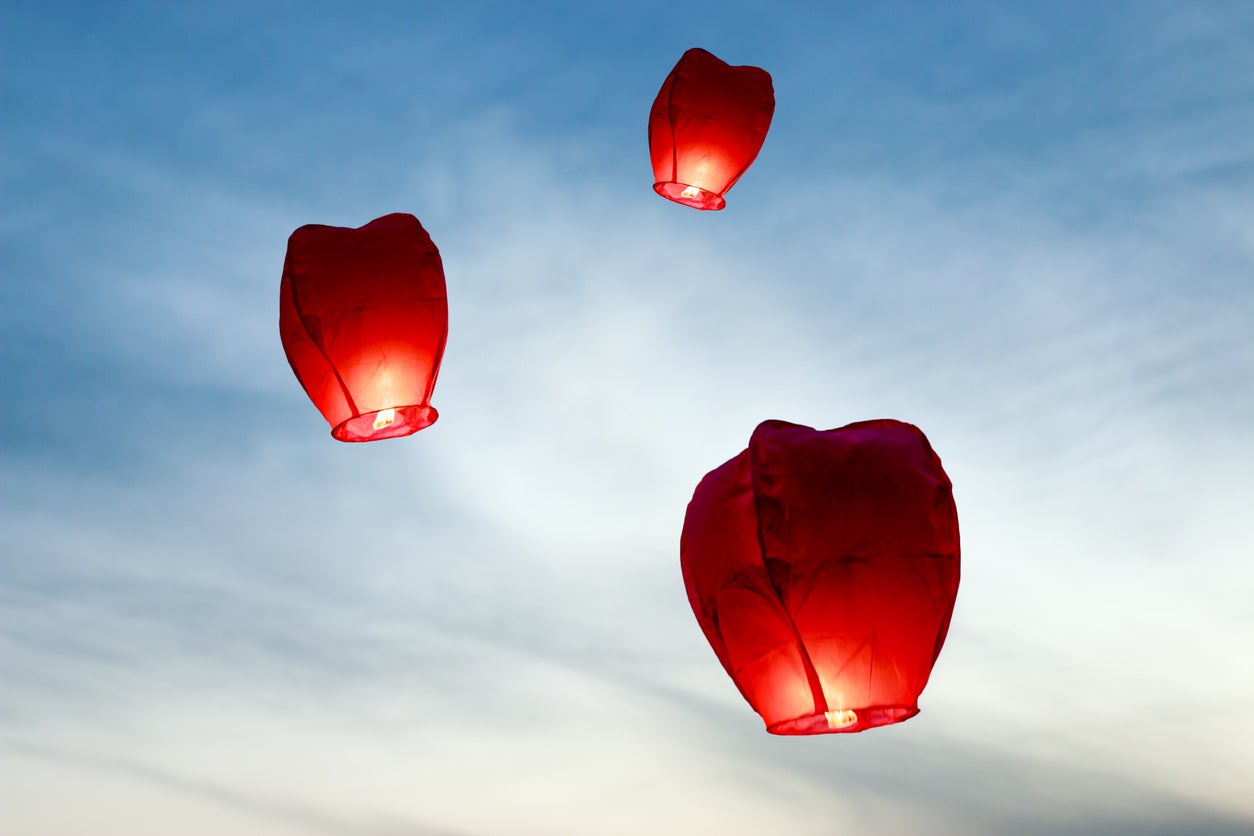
[3, 2, 1253, 834]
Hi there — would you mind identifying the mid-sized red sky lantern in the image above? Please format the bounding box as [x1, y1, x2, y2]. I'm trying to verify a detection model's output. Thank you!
[279, 213, 448, 442]
[680, 419, 960, 735]
[649, 47, 775, 210]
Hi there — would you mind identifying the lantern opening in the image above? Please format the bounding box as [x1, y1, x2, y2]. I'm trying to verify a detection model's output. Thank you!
[767, 705, 920, 736]
[653, 181, 727, 211]
[331, 404, 438, 443]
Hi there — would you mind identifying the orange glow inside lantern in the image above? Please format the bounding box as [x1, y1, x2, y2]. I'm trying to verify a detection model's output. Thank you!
[372, 408, 397, 430]
[649, 47, 775, 210]
[680, 419, 961, 734]
[279, 213, 448, 442]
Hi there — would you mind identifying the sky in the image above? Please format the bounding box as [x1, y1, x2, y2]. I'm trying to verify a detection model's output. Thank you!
[2, 1, 1253, 834]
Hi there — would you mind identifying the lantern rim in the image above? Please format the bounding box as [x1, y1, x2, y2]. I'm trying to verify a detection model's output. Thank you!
[330, 404, 438, 443]
[766, 704, 920, 736]
[654, 181, 726, 211]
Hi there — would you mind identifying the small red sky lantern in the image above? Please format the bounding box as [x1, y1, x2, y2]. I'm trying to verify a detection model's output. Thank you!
[681, 419, 960, 734]
[279, 213, 448, 442]
[649, 47, 775, 210]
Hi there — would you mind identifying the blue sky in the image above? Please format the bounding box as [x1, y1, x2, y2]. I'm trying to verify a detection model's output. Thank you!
[3, 2, 1253, 834]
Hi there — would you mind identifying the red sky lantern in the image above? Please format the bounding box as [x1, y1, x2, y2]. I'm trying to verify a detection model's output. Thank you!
[680, 419, 960, 734]
[649, 47, 775, 210]
[279, 213, 448, 442]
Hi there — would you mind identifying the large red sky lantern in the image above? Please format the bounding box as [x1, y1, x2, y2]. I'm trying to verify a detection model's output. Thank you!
[649, 47, 775, 210]
[680, 419, 960, 734]
[279, 213, 448, 442]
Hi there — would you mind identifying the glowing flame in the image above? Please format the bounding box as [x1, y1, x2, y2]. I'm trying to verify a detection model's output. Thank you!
[680, 185, 702, 199]
[825, 709, 857, 729]
[372, 408, 396, 430]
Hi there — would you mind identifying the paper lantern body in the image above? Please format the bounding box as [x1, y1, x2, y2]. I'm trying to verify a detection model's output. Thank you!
[680, 419, 960, 734]
[649, 47, 775, 210]
[279, 213, 448, 442]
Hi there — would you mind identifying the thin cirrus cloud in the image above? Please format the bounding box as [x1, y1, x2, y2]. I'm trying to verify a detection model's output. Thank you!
[3, 2, 1254, 835]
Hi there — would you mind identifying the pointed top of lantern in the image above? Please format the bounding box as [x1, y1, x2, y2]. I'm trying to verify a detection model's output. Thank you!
[649, 47, 775, 210]
[680, 418, 960, 734]
[279, 213, 449, 442]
